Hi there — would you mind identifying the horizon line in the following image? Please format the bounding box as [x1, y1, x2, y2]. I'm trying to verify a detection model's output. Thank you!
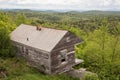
[0, 8, 120, 12]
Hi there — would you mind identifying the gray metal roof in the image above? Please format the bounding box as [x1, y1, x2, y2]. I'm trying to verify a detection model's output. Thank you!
[11, 24, 68, 52]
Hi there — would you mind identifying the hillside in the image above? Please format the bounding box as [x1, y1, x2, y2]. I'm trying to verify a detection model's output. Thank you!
[0, 9, 120, 80]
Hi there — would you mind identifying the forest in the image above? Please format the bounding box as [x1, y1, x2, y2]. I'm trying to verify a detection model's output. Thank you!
[0, 9, 120, 80]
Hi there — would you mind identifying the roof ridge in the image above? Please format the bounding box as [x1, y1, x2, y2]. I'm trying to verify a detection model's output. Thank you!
[21, 24, 68, 32]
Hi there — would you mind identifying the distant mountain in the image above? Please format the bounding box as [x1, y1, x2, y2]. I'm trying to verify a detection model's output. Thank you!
[81, 10, 120, 15]
[1, 9, 120, 15]
[65, 11, 81, 14]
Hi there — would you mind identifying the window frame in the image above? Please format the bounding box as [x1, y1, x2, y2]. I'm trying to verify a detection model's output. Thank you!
[59, 49, 68, 63]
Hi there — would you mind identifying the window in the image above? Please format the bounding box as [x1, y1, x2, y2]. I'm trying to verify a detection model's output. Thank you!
[22, 47, 24, 53]
[26, 49, 29, 55]
[40, 64, 46, 73]
[60, 49, 67, 63]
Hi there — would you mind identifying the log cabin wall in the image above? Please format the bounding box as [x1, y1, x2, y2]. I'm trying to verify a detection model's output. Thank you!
[12, 41, 51, 74]
[50, 32, 82, 74]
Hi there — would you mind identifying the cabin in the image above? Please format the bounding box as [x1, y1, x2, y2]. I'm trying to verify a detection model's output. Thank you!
[10, 24, 83, 74]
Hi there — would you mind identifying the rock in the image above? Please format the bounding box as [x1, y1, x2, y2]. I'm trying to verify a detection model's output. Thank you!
[64, 68, 97, 79]
[1, 71, 7, 78]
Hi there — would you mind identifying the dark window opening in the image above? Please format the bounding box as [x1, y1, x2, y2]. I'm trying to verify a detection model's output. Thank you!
[61, 58, 66, 62]
[22, 47, 24, 53]
[26, 49, 29, 55]
[40, 64, 46, 74]
[60, 49, 67, 63]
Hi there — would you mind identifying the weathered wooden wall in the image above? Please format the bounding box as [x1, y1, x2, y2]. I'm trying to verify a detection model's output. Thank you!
[12, 41, 51, 74]
[50, 32, 82, 74]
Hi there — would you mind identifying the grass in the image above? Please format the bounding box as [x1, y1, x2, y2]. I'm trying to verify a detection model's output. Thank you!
[0, 57, 79, 80]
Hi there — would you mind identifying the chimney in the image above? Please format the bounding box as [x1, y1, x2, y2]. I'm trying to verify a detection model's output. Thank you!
[36, 25, 42, 31]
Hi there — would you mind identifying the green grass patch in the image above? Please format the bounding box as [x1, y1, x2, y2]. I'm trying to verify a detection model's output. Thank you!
[0, 57, 79, 80]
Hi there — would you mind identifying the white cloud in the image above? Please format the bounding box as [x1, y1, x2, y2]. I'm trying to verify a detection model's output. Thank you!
[0, 0, 120, 11]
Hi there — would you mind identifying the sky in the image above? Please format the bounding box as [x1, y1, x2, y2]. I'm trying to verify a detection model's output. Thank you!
[0, 0, 120, 11]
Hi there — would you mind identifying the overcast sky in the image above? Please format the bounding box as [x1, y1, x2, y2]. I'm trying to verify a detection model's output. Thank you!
[0, 0, 120, 11]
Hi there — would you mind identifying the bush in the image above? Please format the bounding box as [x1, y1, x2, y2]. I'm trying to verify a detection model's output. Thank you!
[84, 72, 99, 80]
[0, 27, 15, 58]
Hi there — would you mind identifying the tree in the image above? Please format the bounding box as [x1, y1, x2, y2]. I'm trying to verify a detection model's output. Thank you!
[111, 23, 120, 62]
[76, 18, 120, 80]
[15, 13, 27, 26]
[0, 27, 14, 57]
[0, 12, 15, 57]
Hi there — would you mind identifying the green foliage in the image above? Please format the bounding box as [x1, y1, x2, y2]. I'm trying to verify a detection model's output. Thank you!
[0, 12, 15, 57]
[77, 19, 120, 80]
[0, 27, 13, 57]
[84, 73, 99, 80]
[0, 10, 120, 80]
[0, 58, 79, 80]
[15, 13, 28, 26]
